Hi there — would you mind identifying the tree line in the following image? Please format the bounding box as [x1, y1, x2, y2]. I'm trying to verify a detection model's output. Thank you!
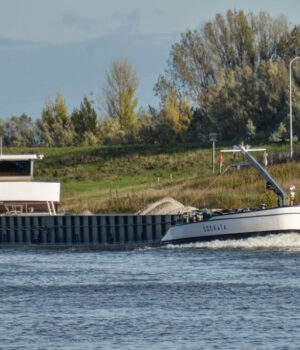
[1, 10, 300, 147]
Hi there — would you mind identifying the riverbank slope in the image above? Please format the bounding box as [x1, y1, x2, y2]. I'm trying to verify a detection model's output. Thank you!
[6, 143, 300, 213]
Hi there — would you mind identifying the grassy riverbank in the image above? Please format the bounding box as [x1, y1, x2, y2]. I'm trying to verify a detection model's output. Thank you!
[6, 143, 300, 213]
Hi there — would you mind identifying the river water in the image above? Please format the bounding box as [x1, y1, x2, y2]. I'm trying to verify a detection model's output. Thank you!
[1, 233, 300, 349]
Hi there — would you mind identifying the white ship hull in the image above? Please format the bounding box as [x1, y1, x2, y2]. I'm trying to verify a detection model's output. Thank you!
[161, 206, 300, 244]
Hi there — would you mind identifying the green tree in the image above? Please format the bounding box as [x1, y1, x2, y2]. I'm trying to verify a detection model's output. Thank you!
[155, 10, 297, 143]
[279, 25, 300, 62]
[155, 10, 289, 104]
[3, 114, 36, 146]
[254, 60, 290, 138]
[269, 122, 287, 142]
[71, 96, 98, 145]
[99, 118, 127, 145]
[136, 107, 159, 144]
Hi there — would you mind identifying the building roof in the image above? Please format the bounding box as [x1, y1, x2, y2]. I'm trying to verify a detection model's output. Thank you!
[0, 154, 43, 161]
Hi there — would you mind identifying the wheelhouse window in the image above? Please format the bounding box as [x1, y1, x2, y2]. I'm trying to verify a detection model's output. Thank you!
[0, 160, 31, 176]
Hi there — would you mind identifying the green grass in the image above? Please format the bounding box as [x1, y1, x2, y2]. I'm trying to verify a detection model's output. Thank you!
[4, 142, 300, 213]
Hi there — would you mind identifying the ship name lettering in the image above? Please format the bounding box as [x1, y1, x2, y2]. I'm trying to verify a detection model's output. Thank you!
[203, 224, 227, 233]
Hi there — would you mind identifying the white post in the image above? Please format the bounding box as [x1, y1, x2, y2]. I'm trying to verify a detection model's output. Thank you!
[209, 133, 217, 174]
[289, 56, 300, 159]
[212, 141, 215, 173]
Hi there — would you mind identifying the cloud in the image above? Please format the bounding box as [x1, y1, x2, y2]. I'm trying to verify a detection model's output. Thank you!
[57, 10, 94, 31]
[107, 11, 141, 35]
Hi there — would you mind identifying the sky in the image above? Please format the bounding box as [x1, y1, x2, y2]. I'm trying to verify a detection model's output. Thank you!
[0, 0, 299, 118]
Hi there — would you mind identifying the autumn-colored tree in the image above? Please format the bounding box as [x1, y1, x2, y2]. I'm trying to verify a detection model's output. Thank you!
[156, 91, 192, 143]
[37, 93, 74, 146]
[102, 59, 139, 135]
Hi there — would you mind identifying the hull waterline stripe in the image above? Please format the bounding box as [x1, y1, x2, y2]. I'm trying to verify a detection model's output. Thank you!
[162, 230, 300, 245]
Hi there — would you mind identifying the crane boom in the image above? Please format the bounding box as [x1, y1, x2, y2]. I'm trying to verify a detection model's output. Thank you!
[238, 145, 288, 206]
